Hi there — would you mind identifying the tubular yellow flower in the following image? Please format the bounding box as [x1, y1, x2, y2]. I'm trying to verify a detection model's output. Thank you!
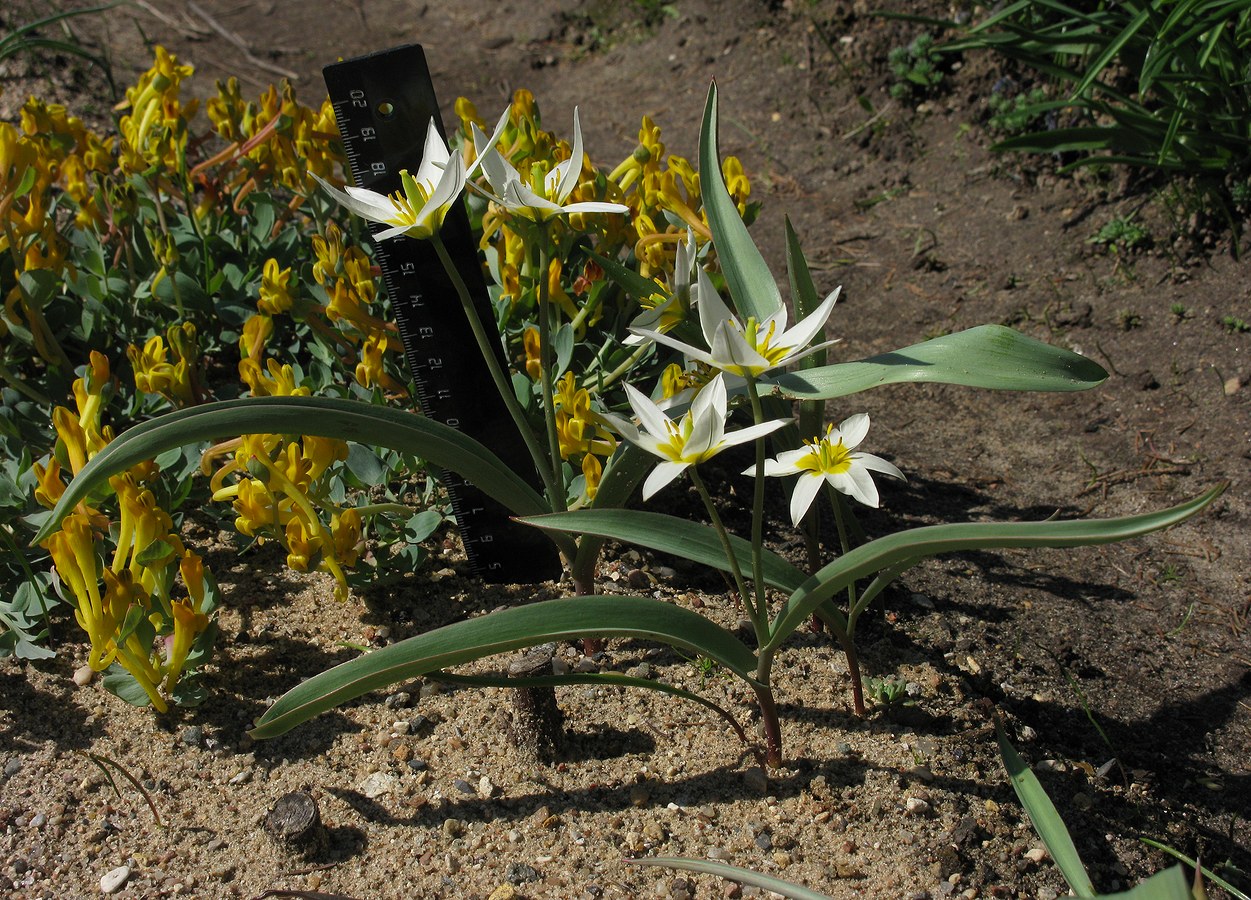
[330, 507, 362, 568]
[239, 314, 273, 361]
[164, 598, 209, 693]
[233, 477, 277, 537]
[258, 258, 295, 314]
[581, 453, 603, 502]
[284, 515, 321, 571]
[522, 326, 542, 381]
[301, 434, 348, 480]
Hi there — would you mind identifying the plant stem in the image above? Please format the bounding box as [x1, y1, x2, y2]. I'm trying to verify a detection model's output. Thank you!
[743, 379, 770, 617]
[429, 232, 559, 508]
[751, 663, 784, 768]
[535, 238, 567, 511]
[833, 629, 866, 717]
[689, 468, 764, 637]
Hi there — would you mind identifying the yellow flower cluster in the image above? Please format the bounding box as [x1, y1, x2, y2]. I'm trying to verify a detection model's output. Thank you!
[127, 322, 201, 406]
[553, 372, 617, 503]
[37, 354, 215, 711]
[204, 76, 342, 202]
[2, 100, 112, 366]
[206, 432, 360, 601]
[116, 45, 198, 176]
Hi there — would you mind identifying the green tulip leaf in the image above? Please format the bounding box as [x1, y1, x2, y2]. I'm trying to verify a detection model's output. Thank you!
[765, 325, 1108, 399]
[523, 508, 807, 593]
[700, 83, 782, 322]
[33, 396, 549, 545]
[771, 485, 1224, 648]
[250, 594, 758, 738]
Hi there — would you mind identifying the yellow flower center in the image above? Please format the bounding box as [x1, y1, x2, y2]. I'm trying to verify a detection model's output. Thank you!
[797, 432, 852, 476]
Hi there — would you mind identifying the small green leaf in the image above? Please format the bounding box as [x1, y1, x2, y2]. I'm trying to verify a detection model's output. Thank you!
[998, 723, 1097, 897]
[766, 325, 1107, 399]
[102, 666, 153, 707]
[250, 595, 758, 738]
[699, 83, 782, 322]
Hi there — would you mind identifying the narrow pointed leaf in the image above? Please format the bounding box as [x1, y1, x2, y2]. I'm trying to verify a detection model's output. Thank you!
[631, 858, 833, 900]
[770, 485, 1224, 647]
[765, 325, 1107, 400]
[699, 83, 782, 321]
[250, 595, 758, 738]
[33, 397, 548, 545]
[998, 723, 1097, 897]
[524, 508, 807, 593]
[1103, 867, 1193, 900]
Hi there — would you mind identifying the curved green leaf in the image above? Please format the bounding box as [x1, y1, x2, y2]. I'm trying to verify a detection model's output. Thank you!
[250, 594, 758, 738]
[699, 83, 782, 322]
[33, 396, 549, 545]
[770, 485, 1224, 648]
[631, 858, 833, 900]
[765, 325, 1107, 400]
[523, 508, 807, 594]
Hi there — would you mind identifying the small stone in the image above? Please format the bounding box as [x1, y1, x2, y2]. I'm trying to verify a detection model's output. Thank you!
[442, 819, 463, 838]
[1025, 847, 1048, 863]
[453, 778, 476, 795]
[392, 743, 413, 763]
[384, 691, 412, 708]
[630, 784, 651, 808]
[707, 847, 731, 861]
[360, 772, 398, 799]
[74, 665, 97, 687]
[505, 862, 539, 885]
[100, 865, 130, 894]
[754, 832, 772, 851]
[4, 758, 21, 777]
[265, 791, 321, 847]
[574, 657, 600, 673]
[1007, 204, 1030, 221]
[29, 812, 46, 828]
[180, 726, 204, 747]
[643, 822, 667, 843]
[478, 775, 496, 798]
[1223, 376, 1242, 395]
[743, 767, 768, 795]
[910, 593, 935, 609]
[488, 886, 518, 900]
[905, 797, 931, 815]
[772, 852, 791, 868]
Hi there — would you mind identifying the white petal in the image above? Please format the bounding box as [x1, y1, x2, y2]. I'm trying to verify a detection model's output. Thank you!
[710, 321, 770, 374]
[597, 411, 640, 444]
[504, 180, 563, 216]
[558, 200, 630, 215]
[695, 267, 735, 348]
[778, 285, 839, 353]
[631, 328, 720, 370]
[838, 412, 870, 449]
[467, 108, 511, 178]
[414, 118, 451, 184]
[422, 153, 466, 223]
[856, 452, 904, 482]
[844, 464, 880, 508]
[789, 472, 824, 526]
[643, 461, 688, 499]
[553, 107, 584, 203]
[717, 418, 789, 450]
[624, 382, 674, 442]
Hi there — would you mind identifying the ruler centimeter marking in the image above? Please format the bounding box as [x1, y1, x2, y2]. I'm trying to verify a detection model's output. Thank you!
[323, 44, 561, 584]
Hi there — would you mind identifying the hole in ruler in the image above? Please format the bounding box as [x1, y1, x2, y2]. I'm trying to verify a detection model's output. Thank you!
[377, 100, 396, 118]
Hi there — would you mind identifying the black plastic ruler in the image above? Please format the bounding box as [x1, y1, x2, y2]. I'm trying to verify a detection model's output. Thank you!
[323, 44, 561, 584]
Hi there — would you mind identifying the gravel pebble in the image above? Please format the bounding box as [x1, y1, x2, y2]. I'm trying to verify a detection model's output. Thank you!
[100, 865, 130, 894]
